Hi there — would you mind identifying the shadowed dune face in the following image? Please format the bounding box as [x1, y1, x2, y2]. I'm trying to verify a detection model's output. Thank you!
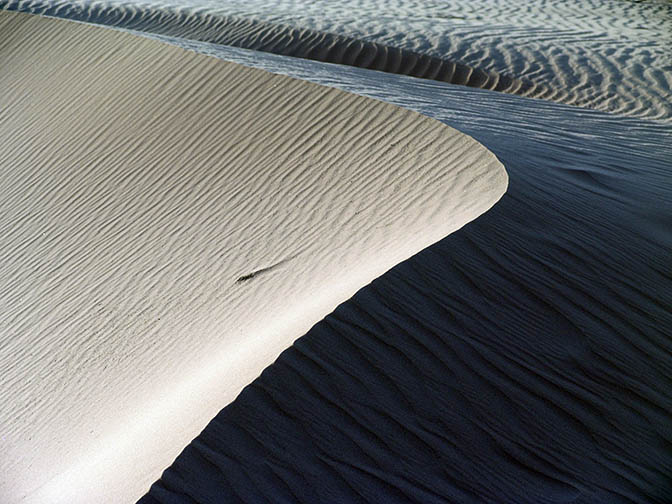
[0, 10, 507, 503]
[2, 0, 671, 120]
[141, 71, 672, 503]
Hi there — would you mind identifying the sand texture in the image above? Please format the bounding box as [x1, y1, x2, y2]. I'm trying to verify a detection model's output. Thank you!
[0, 1, 542, 96]
[0, 10, 507, 503]
[3, 0, 670, 121]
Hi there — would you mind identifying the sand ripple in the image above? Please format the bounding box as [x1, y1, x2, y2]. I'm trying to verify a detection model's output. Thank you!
[1, 0, 545, 97]
[2, 0, 670, 120]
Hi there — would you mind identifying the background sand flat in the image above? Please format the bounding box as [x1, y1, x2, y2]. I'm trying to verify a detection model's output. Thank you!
[0, 10, 506, 503]
[3, 0, 670, 121]
[0, 1, 546, 96]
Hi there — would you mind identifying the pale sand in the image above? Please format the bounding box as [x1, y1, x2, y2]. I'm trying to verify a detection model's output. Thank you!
[0, 11, 506, 503]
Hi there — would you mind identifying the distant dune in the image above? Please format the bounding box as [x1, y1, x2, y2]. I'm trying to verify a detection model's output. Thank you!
[0, 0, 544, 96]
[2, 0, 671, 120]
[0, 10, 506, 503]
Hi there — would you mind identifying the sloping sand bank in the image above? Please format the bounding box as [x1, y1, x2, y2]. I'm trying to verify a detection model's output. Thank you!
[0, 10, 506, 503]
[140, 49, 672, 504]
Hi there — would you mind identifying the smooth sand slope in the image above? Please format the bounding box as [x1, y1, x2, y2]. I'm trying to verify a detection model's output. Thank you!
[142, 64, 672, 503]
[0, 10, 507, 503]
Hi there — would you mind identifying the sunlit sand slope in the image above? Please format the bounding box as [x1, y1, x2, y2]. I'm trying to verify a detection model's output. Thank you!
[141, 57, 672, 504]
[0, 10, 506, 503]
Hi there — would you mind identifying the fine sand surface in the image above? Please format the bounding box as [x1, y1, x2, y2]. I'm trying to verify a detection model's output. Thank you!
[3, 0, 670, 121]
[0, 10, 507, 503]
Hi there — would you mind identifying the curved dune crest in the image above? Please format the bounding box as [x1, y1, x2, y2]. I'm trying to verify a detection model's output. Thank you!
[0, 10, 506, 503]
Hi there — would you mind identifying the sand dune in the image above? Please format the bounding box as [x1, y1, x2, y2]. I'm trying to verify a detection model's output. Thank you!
[2, 2, 670, 503]
[0, 0, 541, 96]
[192, 0, 672, 121]
[2, 0, 670, 120]
[141, 52, 672, 504]
[0, 10, 507, 503]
